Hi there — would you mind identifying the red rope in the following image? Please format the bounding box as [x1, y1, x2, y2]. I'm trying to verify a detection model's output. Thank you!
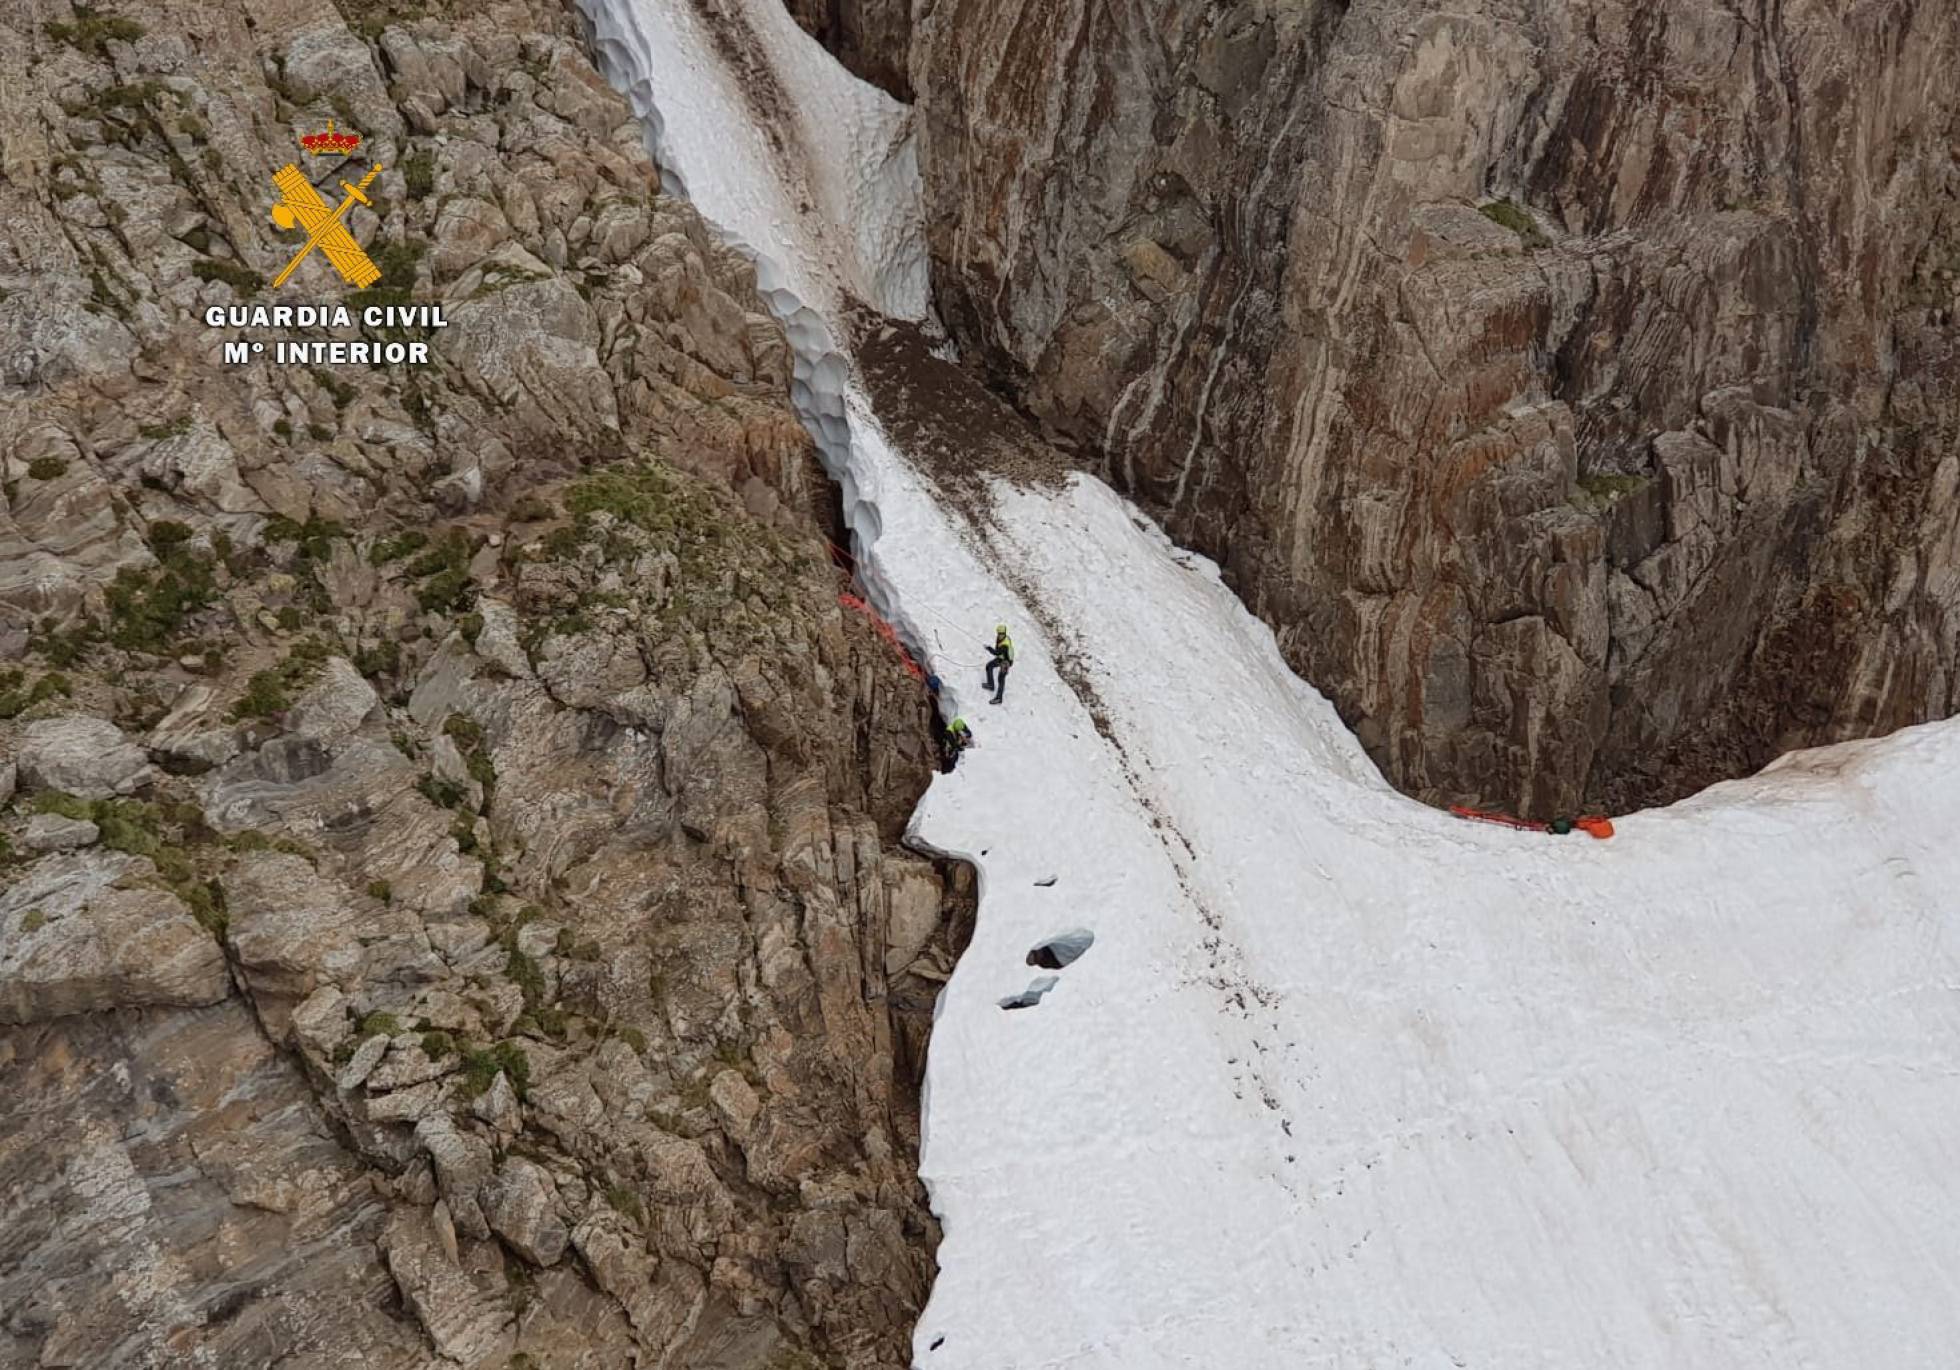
[1449, 805, 1547, 833]
[839, 592, 924, 680]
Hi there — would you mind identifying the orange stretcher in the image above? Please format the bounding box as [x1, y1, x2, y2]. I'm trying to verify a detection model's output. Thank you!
[1450, 805, 1615, 839]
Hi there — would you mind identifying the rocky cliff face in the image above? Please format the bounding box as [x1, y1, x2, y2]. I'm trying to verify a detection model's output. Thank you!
[0, 3, 962, 1366]
[803, 0, 1960, 815]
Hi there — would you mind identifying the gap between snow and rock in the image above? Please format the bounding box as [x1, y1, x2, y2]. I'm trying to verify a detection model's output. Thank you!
[577, 0, 930, 646]
[574, 0, 1271, 1114]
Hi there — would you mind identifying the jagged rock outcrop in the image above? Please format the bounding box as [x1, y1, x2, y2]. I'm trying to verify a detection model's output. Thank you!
[15, 716, 154, 799]
[1, 853, 231, 1023]
[807, 0, 1960, 814]
[0, 2, 967, 1365]
[0, 1001, 429, 1365]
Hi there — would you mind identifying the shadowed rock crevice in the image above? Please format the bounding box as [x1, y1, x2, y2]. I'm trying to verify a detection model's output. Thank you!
[780, 0, 914, 100]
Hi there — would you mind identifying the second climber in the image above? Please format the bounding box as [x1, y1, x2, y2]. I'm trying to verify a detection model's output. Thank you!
[983, 623, 1015, 704]
[941, 716, 974, 773]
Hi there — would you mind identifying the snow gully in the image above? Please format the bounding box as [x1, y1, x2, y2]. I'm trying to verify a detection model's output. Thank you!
[575, 0, 935, 659]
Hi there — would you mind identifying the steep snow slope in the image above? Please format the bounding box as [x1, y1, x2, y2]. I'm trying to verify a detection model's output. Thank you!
[914, 477, 1960, 1367]
[579, 3, 1960, 1366]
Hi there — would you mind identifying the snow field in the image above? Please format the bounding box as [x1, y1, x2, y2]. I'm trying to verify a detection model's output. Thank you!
[926, 474, 1960, 1367]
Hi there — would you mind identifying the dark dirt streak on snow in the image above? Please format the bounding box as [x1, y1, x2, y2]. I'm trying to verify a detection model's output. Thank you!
[967, 492, 1300, 1154]
[850, 286, 1302, 1153]
[684, 0, 810, 208]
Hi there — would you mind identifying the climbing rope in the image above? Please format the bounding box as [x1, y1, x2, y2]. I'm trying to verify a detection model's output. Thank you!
[909, 597, 993, 648]
[931, 628, 987, 670]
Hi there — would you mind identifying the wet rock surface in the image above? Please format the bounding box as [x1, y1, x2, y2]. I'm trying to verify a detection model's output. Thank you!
[800, 0, 1960, 815]
[0, 2, 972, 1365]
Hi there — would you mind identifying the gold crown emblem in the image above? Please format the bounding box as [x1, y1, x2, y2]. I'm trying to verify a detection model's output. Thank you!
[300, 120, 361, 157]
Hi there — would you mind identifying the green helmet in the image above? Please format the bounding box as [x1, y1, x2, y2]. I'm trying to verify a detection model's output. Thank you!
[996, 624, 1008, 636]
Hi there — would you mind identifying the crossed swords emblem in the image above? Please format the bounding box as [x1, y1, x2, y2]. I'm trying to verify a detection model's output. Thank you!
[268, 161, 386, 289]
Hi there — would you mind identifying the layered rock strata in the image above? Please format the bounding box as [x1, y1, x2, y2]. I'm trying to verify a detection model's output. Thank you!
[0, 2, 963, 1364]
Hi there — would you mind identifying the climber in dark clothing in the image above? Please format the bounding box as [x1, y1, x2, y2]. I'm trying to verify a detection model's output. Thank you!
[940, 716, 973, 773]
[983, 625, 1014, 704]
